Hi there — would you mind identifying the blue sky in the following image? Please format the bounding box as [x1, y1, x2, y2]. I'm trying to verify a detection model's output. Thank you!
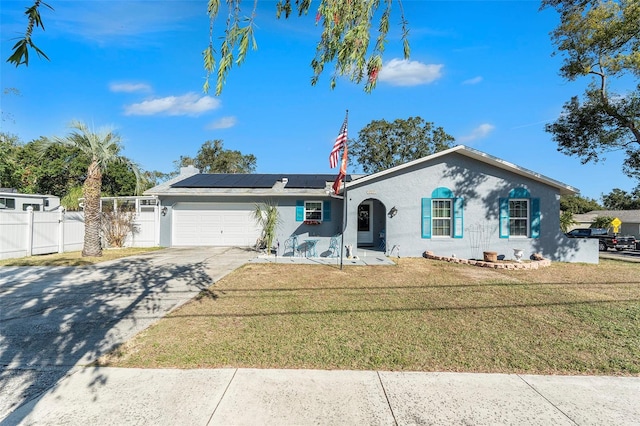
[1, 0, 637, 201]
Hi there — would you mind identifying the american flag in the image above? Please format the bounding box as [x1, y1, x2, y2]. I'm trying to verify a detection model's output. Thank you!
[332, 142, 348, 193]
[329, 112, 348, 168]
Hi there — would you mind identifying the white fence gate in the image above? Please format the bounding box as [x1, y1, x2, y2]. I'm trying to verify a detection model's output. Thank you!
[0, 208, 159, 261]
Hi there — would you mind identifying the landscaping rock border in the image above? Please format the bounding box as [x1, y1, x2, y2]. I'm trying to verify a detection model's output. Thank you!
[423, 251, 551, 270]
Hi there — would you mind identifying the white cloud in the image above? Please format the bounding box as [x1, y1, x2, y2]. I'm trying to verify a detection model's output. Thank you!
[51, 1, 203, 46]
[110, 82, 152, 93]
[207, 116, 238, 129]
[457, 124, 495, 143]
[378, 59, 443, 86]
[124, 93, 221, 116]
[462, 76, 483, 85]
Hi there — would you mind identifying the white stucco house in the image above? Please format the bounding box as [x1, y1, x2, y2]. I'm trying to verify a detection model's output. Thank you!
[145, 145, 597, 263]
[0, 189, 61, 212]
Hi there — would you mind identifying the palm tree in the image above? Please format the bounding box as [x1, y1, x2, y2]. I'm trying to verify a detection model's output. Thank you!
[52, 121, 141, 256]
[559, 210, 578, 233]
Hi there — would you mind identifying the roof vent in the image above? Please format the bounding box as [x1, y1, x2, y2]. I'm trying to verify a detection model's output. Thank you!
[282, 177, 288, 185]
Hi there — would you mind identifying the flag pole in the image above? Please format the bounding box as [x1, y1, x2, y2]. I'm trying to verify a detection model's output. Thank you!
[339, 109, 348, 270]
[330, 109, 349, 270]
[340, 178, 347, 270]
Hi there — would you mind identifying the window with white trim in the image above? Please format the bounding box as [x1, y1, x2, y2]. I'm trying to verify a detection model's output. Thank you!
[421, 187, 464, 239]
[0, 198, 16, 209]
[304, 201, 323, 221]
[509, 199, 529, 237]
[499, 188, 539, 239]
[432, 199, 452, 237]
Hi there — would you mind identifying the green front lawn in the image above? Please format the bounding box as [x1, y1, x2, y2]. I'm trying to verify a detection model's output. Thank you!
[98, 258, 640, 375]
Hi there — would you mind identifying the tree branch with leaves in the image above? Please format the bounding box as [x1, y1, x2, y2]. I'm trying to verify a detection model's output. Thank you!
[204, 0, 410, 94]
[9, 0, 410, 95]
[544, 0, 640, 180]
[6, 0, 52, 67]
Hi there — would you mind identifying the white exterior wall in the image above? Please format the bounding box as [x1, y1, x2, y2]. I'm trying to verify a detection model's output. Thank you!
[344, 152, 598, 263]
[157, 196, 344, 256]
[0, 192, 61, 212]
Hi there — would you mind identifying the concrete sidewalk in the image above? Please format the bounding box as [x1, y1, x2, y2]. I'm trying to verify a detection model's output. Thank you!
[3, 367, 639, 425]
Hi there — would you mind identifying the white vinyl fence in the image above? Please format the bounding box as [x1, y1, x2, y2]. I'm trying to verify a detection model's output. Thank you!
[0, 208, 159, 261]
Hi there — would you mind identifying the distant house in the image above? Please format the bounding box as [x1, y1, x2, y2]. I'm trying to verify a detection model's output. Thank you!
[145, 145, 597, 263]
[572, 210, 640, 238]
[0, 189, 60, 212]
[78, 196, 159, 214]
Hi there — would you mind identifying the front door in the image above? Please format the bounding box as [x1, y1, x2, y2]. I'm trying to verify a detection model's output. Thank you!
[357, 201, 373, 245]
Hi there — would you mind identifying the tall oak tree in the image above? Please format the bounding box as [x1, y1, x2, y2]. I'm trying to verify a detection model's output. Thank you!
[544, 0, 640, 180]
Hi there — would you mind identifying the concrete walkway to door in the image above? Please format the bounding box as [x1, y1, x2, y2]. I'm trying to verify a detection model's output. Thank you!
[0, 247, 256, 423]
[251, 247, 395, 266]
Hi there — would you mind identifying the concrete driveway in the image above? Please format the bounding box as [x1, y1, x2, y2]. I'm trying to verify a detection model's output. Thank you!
[0, 247, 256, 422]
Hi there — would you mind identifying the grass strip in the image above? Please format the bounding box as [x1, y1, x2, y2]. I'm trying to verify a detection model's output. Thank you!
[0, 247, 164, 266]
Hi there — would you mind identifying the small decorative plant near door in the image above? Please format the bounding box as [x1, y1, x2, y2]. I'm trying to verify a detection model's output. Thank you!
[101, 211, 139, 248]
[253, 201, 281, 255]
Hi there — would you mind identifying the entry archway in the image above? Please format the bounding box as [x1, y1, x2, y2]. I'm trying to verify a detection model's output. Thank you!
[356, 198, 386, 250]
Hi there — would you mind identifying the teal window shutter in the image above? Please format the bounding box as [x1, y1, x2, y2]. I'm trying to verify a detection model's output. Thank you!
[432, 187, 454, 198]
[323, 200, 331, 222]
[421, 198, 432, 238]
[499, 198, 509, 238]
[296, 200, 304, 221]
[530, 198, 540, 238]
[453, 198, 464, 238]
[509, 188, 530, 198]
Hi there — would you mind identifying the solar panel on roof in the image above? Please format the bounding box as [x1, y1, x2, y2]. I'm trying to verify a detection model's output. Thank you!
[170, 173, 351, 189]
[171, 174, 281, 188]
[286, 175, 328, 188]
[285, 175, 352, 188]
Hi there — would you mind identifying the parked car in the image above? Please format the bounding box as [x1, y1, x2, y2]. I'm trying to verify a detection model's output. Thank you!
[565, 228, 636, 252]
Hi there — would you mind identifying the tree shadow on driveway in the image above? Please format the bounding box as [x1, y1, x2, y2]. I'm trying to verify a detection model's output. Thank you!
[0, 256, 216, 422]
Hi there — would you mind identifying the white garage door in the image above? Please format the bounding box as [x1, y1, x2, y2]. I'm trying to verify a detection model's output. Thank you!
[172, 203, 262, 247]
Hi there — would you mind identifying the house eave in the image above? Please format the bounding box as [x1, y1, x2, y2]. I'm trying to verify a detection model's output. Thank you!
[144, 188, 333, 198]
[0, 191, 58, 199]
